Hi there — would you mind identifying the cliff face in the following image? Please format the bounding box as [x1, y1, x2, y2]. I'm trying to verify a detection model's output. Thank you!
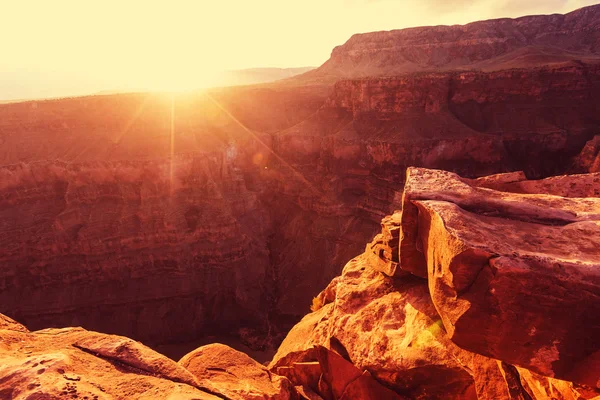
[302, 4, 600, 80]
[316, 62, 600, 176]
[265, 61, 600, 317]
[0, 157, 272, 344]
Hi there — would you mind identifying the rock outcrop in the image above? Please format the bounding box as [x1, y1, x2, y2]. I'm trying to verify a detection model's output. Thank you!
[572, 135, 600, 173]
[269, 169, 600, 399]
[0, 319, 304, 399]
[0, 323, 222, 399]
[405, 168, 600, 385]
[179, 343, 298, 400]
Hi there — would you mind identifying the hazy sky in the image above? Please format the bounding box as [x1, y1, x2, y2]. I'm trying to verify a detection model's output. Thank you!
[1, 0, 598, 99]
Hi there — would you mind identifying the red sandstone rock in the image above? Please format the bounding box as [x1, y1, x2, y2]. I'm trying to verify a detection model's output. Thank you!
[179, 343, 298, 399]
[0, 323, 220, 399]
[572, 135, 600, 173]
[271, 169, 600, 398]
[363, 212, 402, 276]
[271, 249, 595, 399]
[277, 362, 322, 393]
[399, 167, 600, 277]
[272, 344, 405, 400]
[405, 168, 600, 385]
[0, 314, 28, 333]
[272, 254, 482, 399]
[468, 171, 600, 197]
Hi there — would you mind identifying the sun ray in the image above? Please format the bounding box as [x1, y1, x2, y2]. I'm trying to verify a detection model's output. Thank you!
[72, 94, 152, 163]
[204, 93, 321, 196]
[114, 95, 152, 146]
[169, 94, 175, 196]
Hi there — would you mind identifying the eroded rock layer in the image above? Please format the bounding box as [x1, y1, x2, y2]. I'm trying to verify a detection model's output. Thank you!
[0, 318, 301, 399]
[301, 4, 600, 80]
[0, 157, 272, 344]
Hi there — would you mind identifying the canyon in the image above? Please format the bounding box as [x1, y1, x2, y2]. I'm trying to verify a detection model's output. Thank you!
[1, 168, 598, 399]
[1, 4, 600, 399]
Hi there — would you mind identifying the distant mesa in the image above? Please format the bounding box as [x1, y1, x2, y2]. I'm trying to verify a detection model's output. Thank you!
[296, 3, 600, 82]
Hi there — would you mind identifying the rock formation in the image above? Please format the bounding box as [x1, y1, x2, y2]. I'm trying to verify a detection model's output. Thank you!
[0, 157, 273, 346]
[1, 4, 600, 363]
[300, 4, 600, 80]
[269, 168, 600, 399]
[572, 135, 600, 173]
[179, 343, 297, 399]
[0, 316, 300, 399]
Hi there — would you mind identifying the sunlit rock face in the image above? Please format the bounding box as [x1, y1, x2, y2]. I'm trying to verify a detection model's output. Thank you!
[404, 168, 600, 385]
[2, 6, 600, 353]
[300, 4, 600, 80]
[270, 169, 600, 400]
[0, 318, 300, 399]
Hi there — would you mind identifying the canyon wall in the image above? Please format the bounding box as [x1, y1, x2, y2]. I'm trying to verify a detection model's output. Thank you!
[2, 62, 600, 349]
[2, 7, 600, 353]
[0, 156, 272, 344]
[267, 61, 600, 317]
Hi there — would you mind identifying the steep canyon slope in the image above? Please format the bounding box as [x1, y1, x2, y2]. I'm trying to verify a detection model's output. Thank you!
[1, 5, 600, 353]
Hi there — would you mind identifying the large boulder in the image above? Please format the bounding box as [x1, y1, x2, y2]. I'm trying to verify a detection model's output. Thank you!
[179, 343, 298, 400]
[399, 168, 600, 277]
[404, 168, 600, 385]
[270, 168, 600, 399]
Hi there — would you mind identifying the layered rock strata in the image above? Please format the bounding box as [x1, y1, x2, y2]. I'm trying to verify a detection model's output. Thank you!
[301, 4, 600, 80]
[0, 157, 272, 345]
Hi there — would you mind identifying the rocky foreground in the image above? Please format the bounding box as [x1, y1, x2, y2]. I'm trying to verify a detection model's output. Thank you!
[1, 168, 598, 399]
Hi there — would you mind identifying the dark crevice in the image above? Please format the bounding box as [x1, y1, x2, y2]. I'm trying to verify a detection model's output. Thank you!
[329, 336, 352, 364]
[206, 367, 237, 378]
[454, 204, 578, 227]
[501, 362, 534, 400]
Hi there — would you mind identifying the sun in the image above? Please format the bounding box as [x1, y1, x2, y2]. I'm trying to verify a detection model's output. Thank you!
[145, 66, 225, 93]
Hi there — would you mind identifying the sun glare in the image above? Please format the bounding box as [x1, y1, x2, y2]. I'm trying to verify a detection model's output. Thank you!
[145, 68, 224, 92]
